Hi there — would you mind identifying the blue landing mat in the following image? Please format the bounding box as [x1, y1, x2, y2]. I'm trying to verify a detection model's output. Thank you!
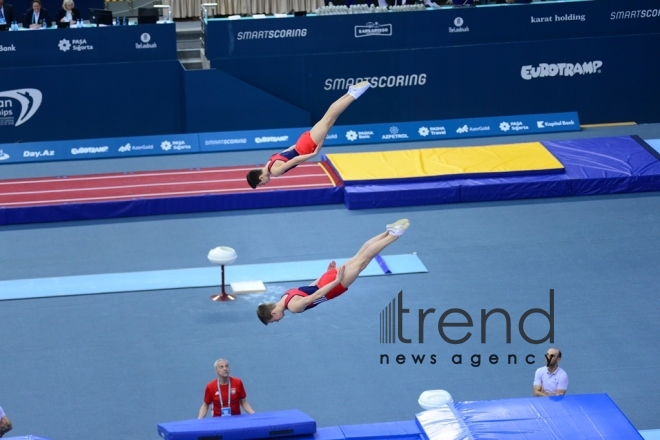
[0, 254, 427, 301]
[158, 410, 316, 440]
[156, 394, 640, 440]
[4, 437, 55, 440]
[416, 393, 642, 440]
[344, 136, 660, 209]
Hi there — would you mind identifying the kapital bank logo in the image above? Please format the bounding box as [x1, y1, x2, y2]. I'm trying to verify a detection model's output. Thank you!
[379, 289, 555, 367]
[0, 89, 43, 127]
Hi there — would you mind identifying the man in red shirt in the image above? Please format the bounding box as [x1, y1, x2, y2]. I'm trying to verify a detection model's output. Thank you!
[198, 359, 255, 418]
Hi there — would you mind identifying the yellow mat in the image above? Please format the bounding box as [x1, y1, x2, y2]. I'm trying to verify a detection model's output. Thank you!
[326, 142, 564, 183]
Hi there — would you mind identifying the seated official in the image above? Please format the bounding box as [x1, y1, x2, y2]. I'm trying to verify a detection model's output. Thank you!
[55, 0, 80, 24]
[0, 0, 17, 30]
[23, 0, 51, 28]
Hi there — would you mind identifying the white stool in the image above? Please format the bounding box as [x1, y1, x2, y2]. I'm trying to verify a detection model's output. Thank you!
[207, 246, 238, 301]
[418, 390, 453, 410]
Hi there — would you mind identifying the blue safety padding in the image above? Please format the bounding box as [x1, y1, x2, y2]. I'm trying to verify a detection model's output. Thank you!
[543, 136, 660, 196]
[290, 426, 347, 440]
[343, 136, 660, 209]
[0, 186, 343, 226]
[3, 436, 55, 440]
[344, 182, 460, 210]
[157, 410, 316, 440]
[416, 394, 642, 440]
[457, 175, 572, 203]
[339, 421, 422, 440]
[0, 254, 427, 300]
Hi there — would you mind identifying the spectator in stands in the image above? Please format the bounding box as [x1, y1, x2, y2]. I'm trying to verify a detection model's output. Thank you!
[22, 0, 51, 28]
[0, 0, 17, 29]
[533, 347, 568, 396]
[198, 359, 255, 418]
[55, 0, 80, 25]
[0, 405, 12, 438]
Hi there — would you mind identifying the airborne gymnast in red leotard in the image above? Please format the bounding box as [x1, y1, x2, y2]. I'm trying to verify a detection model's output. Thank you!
[246, 81, 371, 189]
[256, 219, 410, 325]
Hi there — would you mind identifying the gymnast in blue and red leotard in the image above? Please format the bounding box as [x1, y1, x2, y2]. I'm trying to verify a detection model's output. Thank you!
[246, 81, 371, 189]
[256, 219, 411, 325]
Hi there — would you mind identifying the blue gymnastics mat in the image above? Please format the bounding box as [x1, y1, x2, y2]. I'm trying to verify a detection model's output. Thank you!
[342, 136, 660, 209]
[156, 394, 641, 440]
[0, 254, 427, 301]
[3, 437, 55, 440]
[416, 394, 642, 439]
[158, 410, 316, 440]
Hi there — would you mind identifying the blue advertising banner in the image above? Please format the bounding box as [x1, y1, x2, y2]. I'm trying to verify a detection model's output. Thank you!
[0, 133, 199, 164]
[0, 24, 177, 68]
[212, 32, 660, 126]
[204, 0, 660, 59]
[0, 112, 579, 164]
[0, 61, 184, 144]
[321, 112, 580, 147]
[199, 127, 305, 153]
[199, 112, 580, 152]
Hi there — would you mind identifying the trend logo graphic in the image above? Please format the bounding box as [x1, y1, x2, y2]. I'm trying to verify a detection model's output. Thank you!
[0, 89, 43, 127]
[346, 130, 358, 141]
[499, 122, 510, 132]
[58, 39, 71, 52]
[456, 125, 468, 134]
[0, 150, 9, 160]
[381, 290, 555, 345]
[418, 127, 429, 137]
[141, 33, 151, 43]
[160, 140, 172, 151]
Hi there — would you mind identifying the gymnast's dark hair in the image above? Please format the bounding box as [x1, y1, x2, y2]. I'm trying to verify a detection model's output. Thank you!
[257, 304, 276, 325]
[246, 169, 262, 189]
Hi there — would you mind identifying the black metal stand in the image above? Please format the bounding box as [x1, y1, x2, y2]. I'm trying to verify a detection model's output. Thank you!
[210, 264, 235, 301]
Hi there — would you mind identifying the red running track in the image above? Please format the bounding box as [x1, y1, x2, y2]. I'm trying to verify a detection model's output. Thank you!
[0, 162, 342, 208]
